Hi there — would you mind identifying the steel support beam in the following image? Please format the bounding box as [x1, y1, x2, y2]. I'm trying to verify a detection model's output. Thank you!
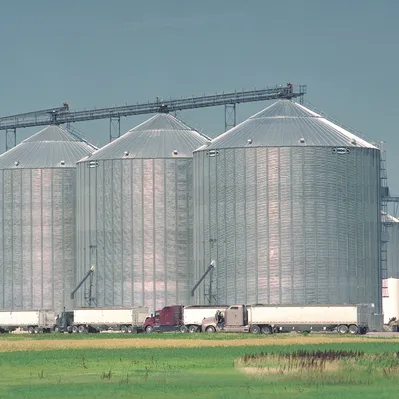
[224, 104, 236, 131]
[109, 116, 121, 143]
[5, 128, 16, 151]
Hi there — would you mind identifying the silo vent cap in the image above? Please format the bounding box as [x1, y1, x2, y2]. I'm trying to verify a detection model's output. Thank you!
[351, 139, 357, 145]
[124, 151, 129, 156]
[173, 149, 178, 155]
[247, 138, 253, 145]
[60, 160, 65, 166]
[299, 138, 305, 144]
[14, 161, 19, 166]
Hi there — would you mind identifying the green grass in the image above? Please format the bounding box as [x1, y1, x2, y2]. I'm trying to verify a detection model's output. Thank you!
[0, 342, 398, 398]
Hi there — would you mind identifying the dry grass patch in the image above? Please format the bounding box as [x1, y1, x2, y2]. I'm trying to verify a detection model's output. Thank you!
[1, 335, 399, 352]
[235, 349, 399, 380]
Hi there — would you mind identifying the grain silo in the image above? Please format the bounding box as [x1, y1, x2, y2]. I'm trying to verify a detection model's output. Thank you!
[0, 125, 96, 314]
[382, 213, 399, 324]
[193, 99, 382, 316]
[76, 113, 209, 312]
[384, 214, 399, 279]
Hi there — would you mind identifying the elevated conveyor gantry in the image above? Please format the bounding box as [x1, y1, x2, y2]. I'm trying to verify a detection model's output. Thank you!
[0, 83, 306, 149]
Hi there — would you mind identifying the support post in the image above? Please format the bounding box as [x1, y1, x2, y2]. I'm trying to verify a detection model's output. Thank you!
[207, 267, 214, 305]
[224, 104, 236, 131]
[5, 128, 16, 151]
[109, 116, 121, 142]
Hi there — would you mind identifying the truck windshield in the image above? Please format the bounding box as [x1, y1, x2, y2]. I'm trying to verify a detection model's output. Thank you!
[155, 312, 160, 317]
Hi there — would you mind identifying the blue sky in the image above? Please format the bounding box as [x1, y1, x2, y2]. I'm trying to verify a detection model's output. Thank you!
[1, 0, 398, 192]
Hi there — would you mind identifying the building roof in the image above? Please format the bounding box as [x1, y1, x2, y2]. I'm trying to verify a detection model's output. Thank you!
[0, 125, 97, 169]
[200, 100, 378, 150]
[81, 113, 209, 162]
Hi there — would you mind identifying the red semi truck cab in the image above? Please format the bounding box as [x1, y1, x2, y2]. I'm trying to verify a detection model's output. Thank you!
[143, 305, 183, 333]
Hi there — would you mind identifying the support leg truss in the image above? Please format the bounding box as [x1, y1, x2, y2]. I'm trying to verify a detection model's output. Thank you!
[224, 104, 236, 131]
[5, 128, 16, 151]
[109, 116, 121, 143]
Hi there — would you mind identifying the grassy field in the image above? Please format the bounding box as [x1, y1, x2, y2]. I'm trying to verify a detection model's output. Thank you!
[0, 335, 398, 398]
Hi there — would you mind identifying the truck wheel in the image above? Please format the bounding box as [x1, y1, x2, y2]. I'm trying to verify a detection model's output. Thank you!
[120, 325, 128, 333]
[348, 325, 358, 335]
[205, 326, 216, 333]
[179, 325, 188, 333]
[28, 326, 35, 334]
[72, 325, 79, 333]
[188, 325, 198, 333]
[261, 326, 272, 334]
[250, 325, 261, 334]
[53, 326, 61, 333]
[337, 324, 349, 334]
[78, 325, 87, 333]
[145, 325, 154, 334]
[34, 327, 40, 334]
[127, 325, 134, 334]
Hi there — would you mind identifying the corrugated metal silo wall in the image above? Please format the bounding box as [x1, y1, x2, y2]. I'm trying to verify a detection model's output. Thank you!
[0, 168, 76, 314]
[387, 223, 399, 278]
[76, 158, 194, 312]
[193, 146, 381, 313]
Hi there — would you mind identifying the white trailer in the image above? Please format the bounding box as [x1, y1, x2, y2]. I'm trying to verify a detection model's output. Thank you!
[68, 307, 149, 333]
[202, 304, 375, 335]
[182, 305, 229, 333]
[0, 310, 56, 334]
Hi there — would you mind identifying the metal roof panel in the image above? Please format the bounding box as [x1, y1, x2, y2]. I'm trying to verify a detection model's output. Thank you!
[84, 113, 209, 161]
[0, 125, 96, 169]
[201, 100, 377, 150]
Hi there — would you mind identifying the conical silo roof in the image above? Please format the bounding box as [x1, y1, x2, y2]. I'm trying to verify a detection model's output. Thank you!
[84, 113, 209, 161]
[0, 125, 97, 169]
[203, 99, 378, 150]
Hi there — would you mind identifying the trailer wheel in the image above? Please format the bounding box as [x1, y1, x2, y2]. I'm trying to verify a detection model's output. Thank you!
[78, 325, 87, 333]
[34, 327, 40, 334]
[188, 325, 198, 333]
[145, 325, 154, 334]
[348, 325, 358, 335]
[337, 324, 349, 334]
[120, 325, 128, 333]
[261, 325, 272, 334]
[250, 325, 261, 334]
[28, 326, 35, 334]
[127, 325, 134, 334]
[179, 325, 188, 333]
[205, 326, 216, 333]
[72, 325, 79, 333]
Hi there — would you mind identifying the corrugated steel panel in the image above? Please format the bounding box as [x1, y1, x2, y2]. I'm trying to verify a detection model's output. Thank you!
[76, 114, 208, 312]
[204, 100, 378, 150]
[83, 114, 210, 161]
[0, 125, 96, 314]
[193, 146, 381, 313]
